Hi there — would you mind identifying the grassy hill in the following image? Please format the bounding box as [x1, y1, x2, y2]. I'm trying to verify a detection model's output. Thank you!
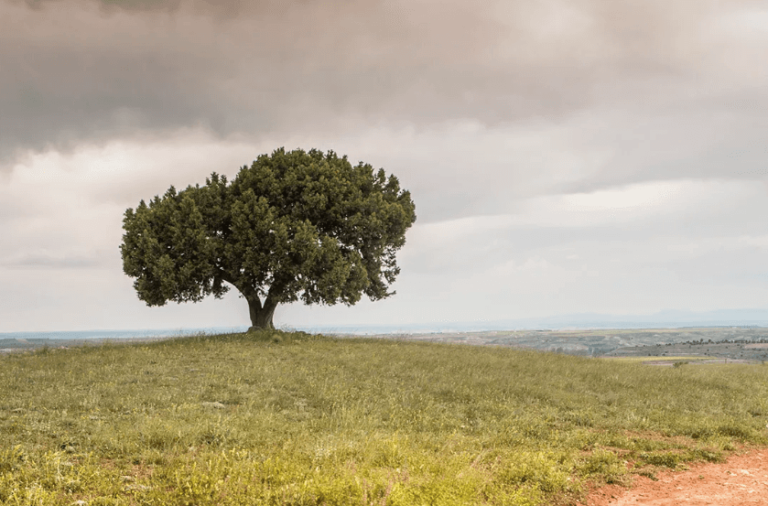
[1, 331, 767, 505]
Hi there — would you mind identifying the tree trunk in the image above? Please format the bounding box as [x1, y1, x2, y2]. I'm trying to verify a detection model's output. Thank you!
[246, 296, 277, 331]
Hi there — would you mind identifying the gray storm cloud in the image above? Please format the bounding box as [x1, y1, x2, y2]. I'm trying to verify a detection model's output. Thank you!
[4, 0, 765, 184]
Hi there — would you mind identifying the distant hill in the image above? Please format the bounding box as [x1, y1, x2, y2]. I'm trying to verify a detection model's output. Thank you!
[291, 308, 768, 334]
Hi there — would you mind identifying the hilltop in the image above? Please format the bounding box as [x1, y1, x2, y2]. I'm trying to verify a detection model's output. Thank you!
[1, 331, 767, 505]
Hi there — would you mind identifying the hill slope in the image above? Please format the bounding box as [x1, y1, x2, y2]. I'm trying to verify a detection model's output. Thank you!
[1, 331, 767, 505]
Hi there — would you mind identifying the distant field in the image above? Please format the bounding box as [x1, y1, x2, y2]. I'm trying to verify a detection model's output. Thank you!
[601, 356, 712, 363]
[366, 327, 768, 360]
[1, 331, 768, 505]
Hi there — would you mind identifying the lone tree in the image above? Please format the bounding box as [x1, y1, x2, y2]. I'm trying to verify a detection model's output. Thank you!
[120, 148, 416, 330]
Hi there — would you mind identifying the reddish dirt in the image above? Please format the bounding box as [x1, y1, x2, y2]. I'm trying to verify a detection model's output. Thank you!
[578, 448, 768, 505]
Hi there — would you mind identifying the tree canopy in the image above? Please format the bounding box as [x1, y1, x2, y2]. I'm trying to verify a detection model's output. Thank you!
[120, 148, 417, 329]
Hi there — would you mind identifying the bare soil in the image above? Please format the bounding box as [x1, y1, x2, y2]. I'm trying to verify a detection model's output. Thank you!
[579, 448, 768, 505]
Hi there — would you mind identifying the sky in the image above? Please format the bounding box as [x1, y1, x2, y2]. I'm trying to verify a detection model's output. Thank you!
[2, 0, 768, 332]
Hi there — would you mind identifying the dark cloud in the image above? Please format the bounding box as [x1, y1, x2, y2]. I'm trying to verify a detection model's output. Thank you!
[3, 0, 762, 165]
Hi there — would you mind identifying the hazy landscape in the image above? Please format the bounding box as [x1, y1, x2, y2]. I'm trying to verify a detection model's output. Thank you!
[389, 327, 768, 362]
[6, 326, 768, 363]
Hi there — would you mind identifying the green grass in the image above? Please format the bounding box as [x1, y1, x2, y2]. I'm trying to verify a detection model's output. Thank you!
[1, 330, 768, 505]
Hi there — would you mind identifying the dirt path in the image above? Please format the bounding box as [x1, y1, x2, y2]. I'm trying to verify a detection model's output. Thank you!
[579, 448, 768, 505]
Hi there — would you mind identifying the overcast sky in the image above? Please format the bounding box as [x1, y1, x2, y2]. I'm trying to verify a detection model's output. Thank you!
[2, 0, 768, 332]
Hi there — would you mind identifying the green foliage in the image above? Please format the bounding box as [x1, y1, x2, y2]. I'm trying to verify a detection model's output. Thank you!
[121, 148, 416, 328]
[1, 333, 768, 505]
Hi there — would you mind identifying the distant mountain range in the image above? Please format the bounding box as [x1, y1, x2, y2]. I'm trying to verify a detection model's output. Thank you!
[289, 309, 768, 334]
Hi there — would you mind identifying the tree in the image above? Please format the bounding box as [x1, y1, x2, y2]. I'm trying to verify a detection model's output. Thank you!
[120, 148, 417, 330]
